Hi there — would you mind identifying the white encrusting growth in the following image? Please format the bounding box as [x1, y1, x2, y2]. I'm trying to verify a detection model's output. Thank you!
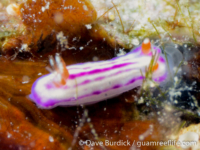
[42, 2, 50, 12]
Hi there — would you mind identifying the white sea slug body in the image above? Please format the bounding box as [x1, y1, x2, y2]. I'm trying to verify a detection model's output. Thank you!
[29, 39, 182, 109]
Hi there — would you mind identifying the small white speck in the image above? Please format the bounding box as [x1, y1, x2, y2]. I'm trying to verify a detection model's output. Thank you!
[22, 75, 30, 84]
[83, 5, 88, 11]
[85, 24, 92, 29]
[117, 48, 126, 56]
[174, 76, 178, 82]
[87, 118, 91, 122]
[174, 100, 178, 104]
[138, 97, 144, 104]
[49, 136, 54, 142]
[42, 7, 45, 12]
[139, 135, 144, 140]
[7, 132, 12, 138]
[184, 61, 188, 65]
[20, 44, 29, 52]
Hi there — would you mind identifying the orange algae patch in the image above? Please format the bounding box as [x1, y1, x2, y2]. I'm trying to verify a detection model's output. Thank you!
[2, 0, 117, 57]
[0, 98, 66, 150]
[20, 0, 97, 43]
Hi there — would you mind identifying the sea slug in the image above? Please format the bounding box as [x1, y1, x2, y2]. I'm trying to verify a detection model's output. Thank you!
[29, 39, 182, 108]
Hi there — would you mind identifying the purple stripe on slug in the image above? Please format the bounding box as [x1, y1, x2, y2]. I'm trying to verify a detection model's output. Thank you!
[159, 57, 165, 63]
[126, 76, 144, 85]
[129, 46, 142, 53]
[113, 85, 121, 89]
[153, 46, 161, 53]
[73, 77, 105, 87]
[95, 76, 105, 81]
[69, 62, 135, 79]
[80, 80, 91, 84]
[93, 91, 101, 95]
[153, 72, 167, 82]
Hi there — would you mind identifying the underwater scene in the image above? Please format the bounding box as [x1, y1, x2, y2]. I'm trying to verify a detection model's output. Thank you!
[0, 0, 200, 149]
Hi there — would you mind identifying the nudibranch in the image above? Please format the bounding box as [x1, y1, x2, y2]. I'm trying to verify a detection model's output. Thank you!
[29, 39, 182, 109]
